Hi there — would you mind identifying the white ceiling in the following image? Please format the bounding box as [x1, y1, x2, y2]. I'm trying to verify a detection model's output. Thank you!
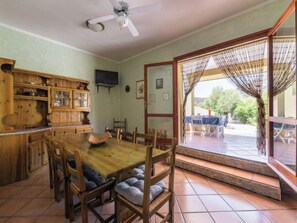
[0, 0, 272, 62]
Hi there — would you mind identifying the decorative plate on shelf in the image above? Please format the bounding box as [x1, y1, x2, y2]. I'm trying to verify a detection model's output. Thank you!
[88, 132, 112, 146]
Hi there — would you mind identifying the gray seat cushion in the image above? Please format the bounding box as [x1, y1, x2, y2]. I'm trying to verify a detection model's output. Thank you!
[115, 173, 166, 206]
[68, 160, 106, 191]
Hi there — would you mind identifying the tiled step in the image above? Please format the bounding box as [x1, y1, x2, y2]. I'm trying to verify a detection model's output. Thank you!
[177, 145, 277, 177]
[176, 154, 281, 200]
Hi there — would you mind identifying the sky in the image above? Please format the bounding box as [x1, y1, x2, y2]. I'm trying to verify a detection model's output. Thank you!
[194, 78, 237, 98]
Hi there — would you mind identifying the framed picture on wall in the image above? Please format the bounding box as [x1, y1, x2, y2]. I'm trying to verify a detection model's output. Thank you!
[163, 92, 169, 101]
[156, 78, 163, 89]
[149, 94, 156, 102]
[136, 80, 144, 99]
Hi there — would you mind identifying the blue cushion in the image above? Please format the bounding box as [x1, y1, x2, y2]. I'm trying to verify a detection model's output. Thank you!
[68, 159, 106, 191]
[70, 176, 97, 191]
[115, 173, 166, 206]
[82, 164, 106, 186]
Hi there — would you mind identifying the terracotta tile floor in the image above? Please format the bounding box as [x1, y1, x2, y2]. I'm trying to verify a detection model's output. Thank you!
[0, 164, 297, 223]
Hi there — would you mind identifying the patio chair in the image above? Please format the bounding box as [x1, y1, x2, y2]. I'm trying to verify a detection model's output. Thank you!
[274, 123, 286, 143]
[191, 115, 205, 136]
[114, 138, 176, 223]
[217, 116, 226, 138]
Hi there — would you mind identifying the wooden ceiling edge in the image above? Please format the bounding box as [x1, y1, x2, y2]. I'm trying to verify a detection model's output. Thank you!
[173, 29, 270, 62]
[268, 0, 296, 36]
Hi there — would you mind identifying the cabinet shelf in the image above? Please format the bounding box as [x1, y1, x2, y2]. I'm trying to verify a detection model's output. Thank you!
[14, 82, 49, 91]
[14, 95, 48, 101]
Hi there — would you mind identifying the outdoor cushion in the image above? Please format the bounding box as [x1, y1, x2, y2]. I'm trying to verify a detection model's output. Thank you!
[115, 173, 166, 206]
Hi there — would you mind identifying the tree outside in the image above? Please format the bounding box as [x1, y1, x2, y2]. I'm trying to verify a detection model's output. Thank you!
[198, 86, 267, 125]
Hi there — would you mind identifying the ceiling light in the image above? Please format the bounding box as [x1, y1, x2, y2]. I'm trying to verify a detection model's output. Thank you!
[117, 15, 129, 28]
[86, 20, 105, 32]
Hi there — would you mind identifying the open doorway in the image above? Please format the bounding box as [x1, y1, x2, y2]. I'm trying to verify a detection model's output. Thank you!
[179, 53, 268, 162]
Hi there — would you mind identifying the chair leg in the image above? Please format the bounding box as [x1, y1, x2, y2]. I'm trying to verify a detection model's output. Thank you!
[49, 162, 53, 189]
[116, 198, 121, 223]
[81, 195, 88, 223]
[169, 194, 175, 223]
[143, 215, 150, 223]
[68, 190, 74, 222]
[64, 177, 69, 219]
[53, 173, 60, 202]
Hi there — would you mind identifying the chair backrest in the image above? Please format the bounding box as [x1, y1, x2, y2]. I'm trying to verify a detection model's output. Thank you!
[134, 129, 157, 148]
[142, 138, 176, 212]
[105, 127, 120, 139]
[64, 149, 86, 193]
[119, 128, 136, 142]
[113, 118, 127, 132]
[51, 140, 67, 177]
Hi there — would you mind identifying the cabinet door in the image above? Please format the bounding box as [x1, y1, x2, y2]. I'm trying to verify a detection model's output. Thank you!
[73, 90, 90, 111]
[28, 142, 42, 172]
[51, 87, 72, 110]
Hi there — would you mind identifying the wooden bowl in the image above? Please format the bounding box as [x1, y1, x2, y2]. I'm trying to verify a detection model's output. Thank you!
[88, 132, 112, 145]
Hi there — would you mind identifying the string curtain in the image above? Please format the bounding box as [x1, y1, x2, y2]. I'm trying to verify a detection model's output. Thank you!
[213, 40, 267, 155]
[182, 56, 210, 139]
[273, 37, 296, 96]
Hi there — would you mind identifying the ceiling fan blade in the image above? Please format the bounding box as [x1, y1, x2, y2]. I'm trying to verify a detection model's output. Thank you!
[109, 0, 121, 10]
[130, 3, 161, 14]
[127, 18, 139, 37]
[88, 14, 116, 24]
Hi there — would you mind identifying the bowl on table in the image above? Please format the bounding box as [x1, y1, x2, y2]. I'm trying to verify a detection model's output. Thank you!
[88, 132, 112, 146]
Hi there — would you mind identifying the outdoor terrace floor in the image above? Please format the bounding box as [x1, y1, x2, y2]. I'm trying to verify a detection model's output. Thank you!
[181, 123, 296, 164]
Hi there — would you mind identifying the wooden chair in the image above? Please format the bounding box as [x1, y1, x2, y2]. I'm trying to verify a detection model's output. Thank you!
[134, 129, 157, 148]
[115, 138, 176, 223]
[134, 130, 158, 175]
[119, 127, 137, 143]
[113, 118, 127, 132]
[64, 149, 116, 223]
[105, 126, 120, 139]
[51, 140, 69, 218]
[45, 136, 53, 189]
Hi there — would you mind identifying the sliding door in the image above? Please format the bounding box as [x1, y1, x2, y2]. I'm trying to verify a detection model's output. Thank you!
[268, 0, 297, 191]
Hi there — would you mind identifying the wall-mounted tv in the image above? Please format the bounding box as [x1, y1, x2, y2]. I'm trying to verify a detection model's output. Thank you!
[95, 69, 118, 86]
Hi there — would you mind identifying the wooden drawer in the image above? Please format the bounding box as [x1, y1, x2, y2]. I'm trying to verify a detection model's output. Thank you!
[28, 131, 48, 143]
[76, 126, 93, 134]
[54, 128, 76, 136]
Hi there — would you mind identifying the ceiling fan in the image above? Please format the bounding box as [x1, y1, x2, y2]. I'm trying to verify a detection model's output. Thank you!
[87, 0, 161, 37]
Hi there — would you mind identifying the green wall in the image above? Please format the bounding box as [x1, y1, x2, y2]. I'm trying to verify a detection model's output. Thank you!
[0, 0, 292, 134]
[0, 25, 119, 133]
[119, 0, 291, 133]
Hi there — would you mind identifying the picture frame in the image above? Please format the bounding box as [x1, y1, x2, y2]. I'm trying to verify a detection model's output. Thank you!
[156, 78, 163, 89]
[136, 80, 144, 99]
[149, 94, 156, 102]
[163, 92, 169, 101]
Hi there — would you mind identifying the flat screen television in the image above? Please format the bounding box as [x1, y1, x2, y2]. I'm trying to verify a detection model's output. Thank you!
[95, 69, 118, 86]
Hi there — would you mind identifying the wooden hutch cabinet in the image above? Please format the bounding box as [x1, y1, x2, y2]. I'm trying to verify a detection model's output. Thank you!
[0, 57, 93, 186]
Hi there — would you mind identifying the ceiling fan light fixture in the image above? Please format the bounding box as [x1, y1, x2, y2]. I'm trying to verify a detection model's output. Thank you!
[86, 20, 105, 32]
[117, 15, 129, 28]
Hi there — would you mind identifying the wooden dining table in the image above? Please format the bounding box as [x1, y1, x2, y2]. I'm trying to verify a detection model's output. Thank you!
[52, 133, 166, 179]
